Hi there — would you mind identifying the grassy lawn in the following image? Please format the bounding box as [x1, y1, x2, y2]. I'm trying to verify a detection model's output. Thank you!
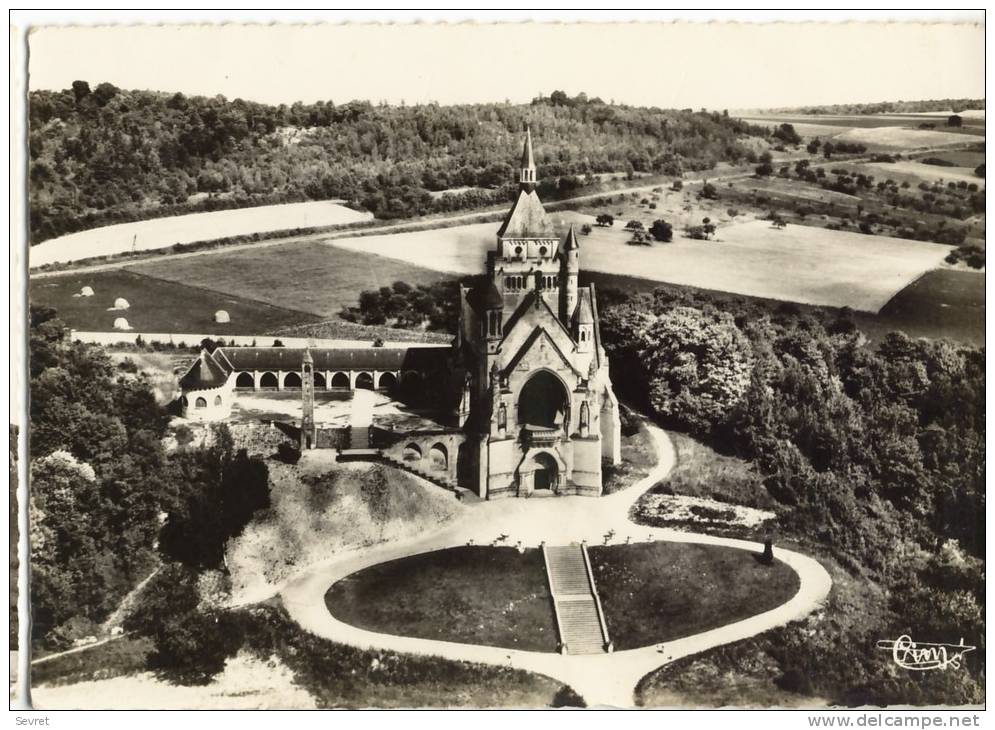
[652, 432, 775, 510]
[324, 546, 558, 653]
[589, 542, 799, 651]
[29, 269, 320, 334]
[602, 412, 658, 494]
[865, 268, 985, 346]
[31, 636, 154, 688]
[130, 241, 451, 319]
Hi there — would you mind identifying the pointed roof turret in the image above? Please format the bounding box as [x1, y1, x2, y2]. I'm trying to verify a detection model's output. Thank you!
[521, 126, 536, 170]
[562, 224, 580, 252]
[519, 125, 537, 191]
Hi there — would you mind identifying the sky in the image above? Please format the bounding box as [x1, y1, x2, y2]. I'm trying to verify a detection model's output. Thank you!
[26, 21, 985, 111]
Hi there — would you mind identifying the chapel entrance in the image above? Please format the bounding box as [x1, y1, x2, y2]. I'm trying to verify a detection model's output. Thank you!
[518, 371, 569, 428]
[532, 452, 558, 491]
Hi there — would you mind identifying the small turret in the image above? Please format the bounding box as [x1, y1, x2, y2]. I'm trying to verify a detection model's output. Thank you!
[559, 225, 580, 322]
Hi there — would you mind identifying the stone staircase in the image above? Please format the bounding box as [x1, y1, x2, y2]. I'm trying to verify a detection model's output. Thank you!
[543, 544, 612, 655]
[347, 425, 370, 450]
[379, 452, 457, 491]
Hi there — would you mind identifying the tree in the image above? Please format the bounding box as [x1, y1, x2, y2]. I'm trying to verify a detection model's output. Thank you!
[624, 220, 644, 231]
[648, 219, 673, 242]
[638, 307, 753, 436]
[700, 182, 718, 199]
[580, 224, 592, 236]
[71, 80, 91, 104]
[806, 139, 822, 155]
[947, 114, 963, 128]
[974, 164, 984, 178]
[671, 180, 683, 191]
[595, 213, 614, 227]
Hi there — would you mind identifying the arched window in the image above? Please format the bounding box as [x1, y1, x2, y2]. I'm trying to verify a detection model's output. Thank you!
[195, 397, 207, 409]
[214, 395, 223, 406]
[378, 372, 397, 391]
[260, 372, 278, 389]
[331, 372, 349, 389]
[284, 371, 302, 389]
[313, 372, 326, 388]
[429, 443, 448, 471]
[403, 443, 422, 461]
[235, 372, 254, 388]
[355, 372, 374, 390]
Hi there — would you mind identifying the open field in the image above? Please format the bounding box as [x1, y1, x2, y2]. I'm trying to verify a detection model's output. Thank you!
[857, 160, 984, 186]
[325, 546, 558, 653]
[128, 242, 451, 318]
[866, 269, 985, 346]
[328, 216, 952, 312]
[29, 269, 320, 334]
[588, 542, 800, 651]
[30, 201, 374, 268]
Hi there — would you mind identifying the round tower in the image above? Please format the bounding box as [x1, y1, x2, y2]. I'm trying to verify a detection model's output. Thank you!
[559, 225, 580, 322]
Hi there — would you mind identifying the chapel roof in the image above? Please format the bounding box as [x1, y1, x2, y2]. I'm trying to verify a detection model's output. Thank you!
[496, 188, 555, 239]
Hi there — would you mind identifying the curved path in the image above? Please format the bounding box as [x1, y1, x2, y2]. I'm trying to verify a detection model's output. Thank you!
[281, 425, 832, 707]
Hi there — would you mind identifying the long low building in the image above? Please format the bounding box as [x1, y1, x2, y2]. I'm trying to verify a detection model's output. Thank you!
[178, 344, 452, 420]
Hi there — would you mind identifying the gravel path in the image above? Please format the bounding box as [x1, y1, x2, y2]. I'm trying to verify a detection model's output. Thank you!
[280, 424, 833, 708]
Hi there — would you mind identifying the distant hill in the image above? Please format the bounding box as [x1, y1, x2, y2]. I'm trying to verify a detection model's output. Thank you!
[28, 86, 770, 244]
[736, 99, 985, 116]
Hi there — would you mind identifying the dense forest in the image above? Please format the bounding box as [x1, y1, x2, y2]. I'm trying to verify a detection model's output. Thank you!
[28, 84, 770, 243]
[598, 287, 985, 704]
[29, 307, 269, 652]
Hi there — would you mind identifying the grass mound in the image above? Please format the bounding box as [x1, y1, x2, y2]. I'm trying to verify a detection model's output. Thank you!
[589, 542, 799, 651]
[325, 546, 558, 653]
[227, 459, 462, 603]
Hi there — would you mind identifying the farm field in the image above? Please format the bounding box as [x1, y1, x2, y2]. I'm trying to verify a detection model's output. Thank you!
[128, 241, 452, 318]
[29, 269, 320, 334]
[743, 115, 978, 147]
[861, 269, 985, 346]
[30, 201, 374, 268]
[327, 216, 953, 312]
[857, 160, 983, 186]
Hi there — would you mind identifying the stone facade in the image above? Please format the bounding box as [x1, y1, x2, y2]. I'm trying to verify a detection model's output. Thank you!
[455, 129, 622, 499]
[177, 130, 621, 500]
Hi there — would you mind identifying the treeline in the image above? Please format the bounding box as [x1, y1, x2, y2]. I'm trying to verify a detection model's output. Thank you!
[598, 288, 984, 704]
[29, 307, 269, 651]
[29, 83, 770, 243]
[751, 98, 985, 115]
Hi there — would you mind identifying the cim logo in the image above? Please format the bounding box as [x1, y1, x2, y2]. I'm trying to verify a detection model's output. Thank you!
[876, 635, 976, 671]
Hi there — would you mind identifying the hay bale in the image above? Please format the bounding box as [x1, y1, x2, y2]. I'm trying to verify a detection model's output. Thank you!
[80, 286, 94, 297]
[113, 297, 130, 310]
[113, 317, 131, 331]
[214, 310, 231, 324]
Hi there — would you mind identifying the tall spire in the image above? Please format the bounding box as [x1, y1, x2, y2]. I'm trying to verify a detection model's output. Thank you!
[519, 125, 537, 190]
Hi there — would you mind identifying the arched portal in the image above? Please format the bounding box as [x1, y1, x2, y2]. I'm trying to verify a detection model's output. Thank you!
[403, 443, 423, 461]
[532, 452, 558, 490]
[260, 372, 278, 389]
[378, 372, 397, 391]
[331, 372, 350, 389]
[355, 372, 374, 390]
[284, 371, 302, 389]
[517, 370, 569, 429]
[235, 372, 254, 389]
[313, 372, 326, 388]
[428, 443, 448, 471]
